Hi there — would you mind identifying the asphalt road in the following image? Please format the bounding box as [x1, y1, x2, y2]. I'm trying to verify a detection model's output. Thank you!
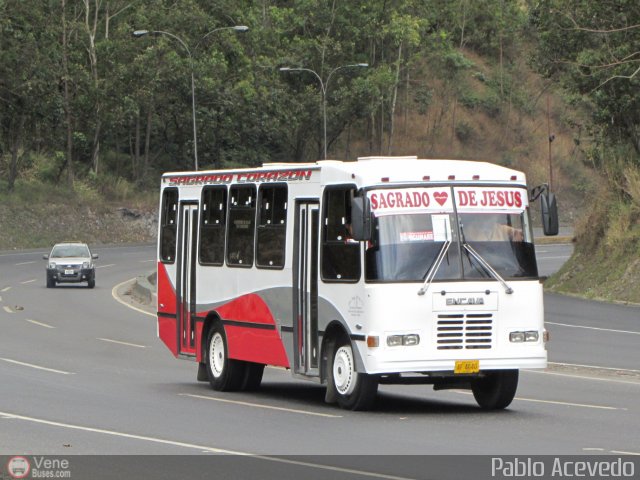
[0, 242, 638, 478]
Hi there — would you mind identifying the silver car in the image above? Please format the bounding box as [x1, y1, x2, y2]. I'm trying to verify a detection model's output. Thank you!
[44, 242, 98, 288]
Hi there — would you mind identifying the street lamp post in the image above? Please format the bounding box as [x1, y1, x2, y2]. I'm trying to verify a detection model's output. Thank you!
[133, 26, 249, 171]
[280, 63, 368, 159]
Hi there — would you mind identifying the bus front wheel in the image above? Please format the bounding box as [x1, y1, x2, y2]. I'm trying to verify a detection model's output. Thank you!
[471, 369, 519, 409]
[327, 338, 378, 411]
[205, 324, 245, 391]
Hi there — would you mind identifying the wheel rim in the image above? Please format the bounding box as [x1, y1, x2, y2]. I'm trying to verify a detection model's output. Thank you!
[209, 332, 225, 378]
[333, 345, 357, 396]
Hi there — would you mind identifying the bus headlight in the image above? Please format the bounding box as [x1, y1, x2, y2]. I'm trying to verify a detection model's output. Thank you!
[524, 331, 539, 342]
[509, 332, 525, 343]
[509, 331, 539, 343]
[403, 334, 420, 346]
[387, 334, 420, 347]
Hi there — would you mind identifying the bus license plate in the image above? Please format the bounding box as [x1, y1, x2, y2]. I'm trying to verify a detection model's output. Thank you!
[454, 360, 479, 374]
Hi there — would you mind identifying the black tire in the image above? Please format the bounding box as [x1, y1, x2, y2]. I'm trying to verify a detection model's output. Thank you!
[472, 369, 519, 410]
[327, 336, 378, 411]
[87, 278, 95, 289]
[46, 276, 55, 288]
[205, 324, 246, 391]
[241, 362, 265, 391]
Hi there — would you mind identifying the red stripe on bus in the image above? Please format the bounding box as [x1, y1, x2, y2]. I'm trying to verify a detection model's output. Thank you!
[215, 294, 290, 368]
[157, 262, 177, 314]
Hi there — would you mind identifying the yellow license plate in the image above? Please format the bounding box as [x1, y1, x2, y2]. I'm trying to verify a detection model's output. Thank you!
[454, 360, 479, 374]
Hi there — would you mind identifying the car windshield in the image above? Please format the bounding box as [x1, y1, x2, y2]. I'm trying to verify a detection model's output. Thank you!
[364, 186, 538, 282]
[51, 245, 90, 258]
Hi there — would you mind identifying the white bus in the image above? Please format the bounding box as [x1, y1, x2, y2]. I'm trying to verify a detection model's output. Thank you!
[156, 156, 558, 410]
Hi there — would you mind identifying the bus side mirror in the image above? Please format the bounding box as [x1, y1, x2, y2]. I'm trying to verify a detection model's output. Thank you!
[541, 191, 559, 236]
[351, 197, 372, 241]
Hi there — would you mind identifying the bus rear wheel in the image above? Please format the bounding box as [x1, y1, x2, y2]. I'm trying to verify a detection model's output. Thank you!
[205, 324, 245, 391]
[328, 338, 378, 411]
[241, 363, 265, 391]
[471, 369, 519, 409]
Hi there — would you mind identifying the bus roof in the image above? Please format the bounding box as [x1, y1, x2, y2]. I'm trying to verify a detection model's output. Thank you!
[162, 156, 526, 187]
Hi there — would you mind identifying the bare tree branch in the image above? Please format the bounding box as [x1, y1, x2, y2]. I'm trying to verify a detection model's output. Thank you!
[561, 11, 640, 33]
[595, 64, 640, 90]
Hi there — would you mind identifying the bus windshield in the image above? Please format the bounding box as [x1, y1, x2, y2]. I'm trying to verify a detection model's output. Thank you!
[364, 187, 538, 282]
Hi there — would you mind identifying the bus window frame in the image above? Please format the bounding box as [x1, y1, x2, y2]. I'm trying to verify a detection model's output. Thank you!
[160, 187, 179, 264]
[256, 183, 288, 270]
[198, 185, 228, 267]
[226, 184, 257, 269]
[320, 184, 361, 284]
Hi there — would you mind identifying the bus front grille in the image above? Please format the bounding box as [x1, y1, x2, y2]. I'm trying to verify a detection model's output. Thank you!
[436, 314, 493, 350]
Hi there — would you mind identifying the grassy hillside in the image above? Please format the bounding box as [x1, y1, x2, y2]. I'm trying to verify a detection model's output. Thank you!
[545, 166, 640, 304]
[0, 180, 157, 250]
[344, 49, 595, 226]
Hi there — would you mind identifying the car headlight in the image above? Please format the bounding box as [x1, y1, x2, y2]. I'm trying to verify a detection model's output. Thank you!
[49, 262, 56, 269]
[83, 261, 91, 269]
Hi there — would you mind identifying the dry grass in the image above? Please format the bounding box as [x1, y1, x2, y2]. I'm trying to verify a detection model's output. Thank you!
[336, 48, 595, 224]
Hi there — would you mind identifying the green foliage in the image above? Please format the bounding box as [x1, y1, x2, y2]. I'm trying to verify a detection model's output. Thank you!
[460, 91, 501, 118]
[454, 121, 474, 143]
[0, 0, 620, 195]
[530, 0, 640, 157]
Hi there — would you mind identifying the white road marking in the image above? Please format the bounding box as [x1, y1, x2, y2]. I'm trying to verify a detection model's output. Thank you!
[514, 397, 622, 410]
[0, 410, 414, 480]
[582, 448, 605, 452]
[549, 362, 640, 374]
[20, 279, 37, 284]
[453, 390, 622, 410]
[139, 259, 155, 263]
[538, 255, 571, 260]
[26, 319, 55, 329]
[0, 295, 3, 302]
[2, 286, 11, 292]
[111, 278, 155, 318]
[0, 358, 74, 375]
[97, 337, 146, 349]
[611, 450, 640, 456]
[525, 369, 640, 386]
[15, 261, 36, 266]
[180, 393, 342, 418]
[95, 264, 116, 269]
[546, 322, 640, 335]
[3, 306, 13, 314]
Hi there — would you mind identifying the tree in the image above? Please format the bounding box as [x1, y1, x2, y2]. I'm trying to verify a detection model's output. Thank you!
[531, 0, 640, 156]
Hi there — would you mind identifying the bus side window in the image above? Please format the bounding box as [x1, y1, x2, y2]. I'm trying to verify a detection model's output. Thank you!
[200, 186, 227, 266]
[256, 184, 287, 269]
[160, 188, 178, 263]
[226, 185, 256, 267]
[321, 186, 360, 282]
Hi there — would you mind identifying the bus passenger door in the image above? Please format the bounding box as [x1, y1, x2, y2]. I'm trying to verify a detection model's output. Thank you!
[293, 201, 320, 376]
[177, 202, 198, 357]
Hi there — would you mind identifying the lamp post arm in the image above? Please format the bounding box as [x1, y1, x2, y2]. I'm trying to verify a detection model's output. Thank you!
[282, 67, 325, 93]
[325, 63, 368, 90]
[194, 25, 248, 52]
[147, 30, 192, 60]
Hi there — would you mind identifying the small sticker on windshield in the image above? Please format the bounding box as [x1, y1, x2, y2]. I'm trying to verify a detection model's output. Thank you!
[400, 231, 433, 242]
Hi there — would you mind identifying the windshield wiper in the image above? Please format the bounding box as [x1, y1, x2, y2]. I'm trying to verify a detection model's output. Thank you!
[462, 242, 514, 294]
[417, 240, 451, 296]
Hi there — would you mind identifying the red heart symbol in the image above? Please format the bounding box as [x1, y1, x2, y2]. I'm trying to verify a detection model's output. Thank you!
[433, 192, 448, 206]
